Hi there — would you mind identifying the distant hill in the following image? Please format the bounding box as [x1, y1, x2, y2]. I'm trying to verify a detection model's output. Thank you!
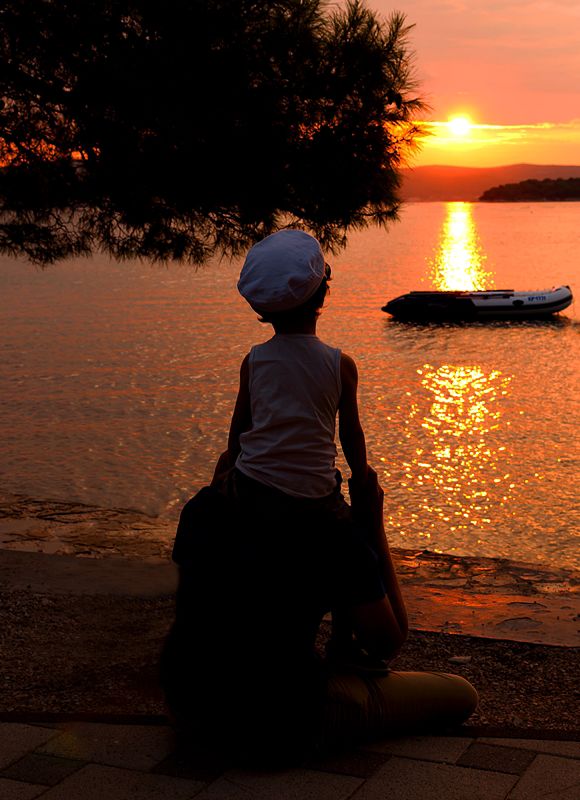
[480, 177, 580, 202]
[400, 164, 580, 201]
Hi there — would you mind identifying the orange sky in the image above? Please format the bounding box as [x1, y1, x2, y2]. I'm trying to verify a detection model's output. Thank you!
[367, 0, 580, 167]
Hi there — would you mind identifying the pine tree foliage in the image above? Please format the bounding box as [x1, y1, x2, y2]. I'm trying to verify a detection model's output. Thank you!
[0, 0, 424, 264]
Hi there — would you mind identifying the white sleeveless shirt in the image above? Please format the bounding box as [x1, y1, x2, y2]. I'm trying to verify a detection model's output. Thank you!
[236, 334, 342, 498]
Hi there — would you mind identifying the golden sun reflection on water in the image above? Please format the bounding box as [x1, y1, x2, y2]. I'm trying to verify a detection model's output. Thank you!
[385, 364, 515, 548]
[429, 202, 494, 290]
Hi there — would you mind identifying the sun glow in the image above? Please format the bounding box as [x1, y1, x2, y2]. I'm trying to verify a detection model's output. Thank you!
[448, 115, 472, 137]
[414, 116, 580, 167]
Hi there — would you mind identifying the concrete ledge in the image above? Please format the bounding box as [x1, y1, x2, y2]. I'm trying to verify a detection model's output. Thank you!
[0, 550, 177, 597]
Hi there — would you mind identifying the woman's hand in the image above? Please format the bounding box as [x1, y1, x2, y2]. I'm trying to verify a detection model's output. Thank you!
[210, 449, 231, 489]
[348, 464, 384, 530]
[348, 463, 409, 646]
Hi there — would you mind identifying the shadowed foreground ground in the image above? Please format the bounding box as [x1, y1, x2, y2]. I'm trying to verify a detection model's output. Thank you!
[0, 567, 578, 732]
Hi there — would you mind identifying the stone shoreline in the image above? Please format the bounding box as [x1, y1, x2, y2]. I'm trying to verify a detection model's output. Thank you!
[0, 492, 578, 646]
[0, 493, 176, 561]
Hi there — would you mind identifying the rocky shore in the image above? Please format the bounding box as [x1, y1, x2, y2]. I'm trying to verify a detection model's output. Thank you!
[0, 494, 578, 732]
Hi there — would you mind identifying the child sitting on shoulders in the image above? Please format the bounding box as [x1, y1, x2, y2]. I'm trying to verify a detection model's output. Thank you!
[218, 229, 407, 665]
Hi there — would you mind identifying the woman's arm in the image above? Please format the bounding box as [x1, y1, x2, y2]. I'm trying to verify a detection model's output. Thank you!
[350, 466, 409, 645]
[339, 352, 408, 650]
[351, 595, 407, 661]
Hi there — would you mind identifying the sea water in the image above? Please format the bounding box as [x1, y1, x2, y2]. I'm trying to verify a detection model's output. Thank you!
[1, 202, 578, 568]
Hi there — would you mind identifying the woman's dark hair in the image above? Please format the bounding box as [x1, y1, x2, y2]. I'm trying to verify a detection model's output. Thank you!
[256, 264, 332, 324]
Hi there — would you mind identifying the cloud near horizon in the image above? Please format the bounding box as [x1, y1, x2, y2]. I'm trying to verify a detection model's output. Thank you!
[414, 118, 580, 167]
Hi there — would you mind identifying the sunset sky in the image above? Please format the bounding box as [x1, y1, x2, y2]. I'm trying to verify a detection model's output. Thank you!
[368, 0, 580, 167]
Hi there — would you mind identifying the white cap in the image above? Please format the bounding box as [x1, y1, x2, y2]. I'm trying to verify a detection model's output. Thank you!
[237, 230, 325, 312]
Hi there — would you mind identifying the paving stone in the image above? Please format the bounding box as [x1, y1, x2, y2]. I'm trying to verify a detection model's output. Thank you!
[306, 748, 390, 778]
[38, 763, 205, 800]
[2, 752, 86, 786]
[457, 742, 537, 774]
[38, 722, 175, 770]
[194, 767, 363, 799]
[350, 757, 517, 800]
[362, 735, 473, 763]
[0, 777, 46, 800]
[152, 743, 228, 783]
[0, 723, 59, 769]
[507, 753, 580, 799]
[480, 737, 580, 760]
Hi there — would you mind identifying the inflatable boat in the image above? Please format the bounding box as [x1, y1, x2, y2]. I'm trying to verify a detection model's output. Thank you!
[382, 285, 573, 321]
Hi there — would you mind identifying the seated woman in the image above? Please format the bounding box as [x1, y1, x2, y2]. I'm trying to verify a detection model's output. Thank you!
[160, 231, 477, 765]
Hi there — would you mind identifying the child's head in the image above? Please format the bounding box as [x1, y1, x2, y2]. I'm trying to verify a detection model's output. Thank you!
[238, 230, 331, 325]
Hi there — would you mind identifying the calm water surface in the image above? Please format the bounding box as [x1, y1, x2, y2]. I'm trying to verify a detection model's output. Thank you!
[1, 202, 578, 568]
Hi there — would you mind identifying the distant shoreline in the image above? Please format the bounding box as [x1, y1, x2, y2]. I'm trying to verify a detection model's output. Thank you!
[401, 163, 580, 202]
[479, 198, 580, 203]
[480, 177, 580, 202]
[403, 198, 580, 203]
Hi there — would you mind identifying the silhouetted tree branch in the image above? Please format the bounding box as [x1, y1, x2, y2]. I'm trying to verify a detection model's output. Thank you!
[0, 0, 425, 264]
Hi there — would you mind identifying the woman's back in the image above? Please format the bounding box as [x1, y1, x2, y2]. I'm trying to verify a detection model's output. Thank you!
[162, 488, 337, 763]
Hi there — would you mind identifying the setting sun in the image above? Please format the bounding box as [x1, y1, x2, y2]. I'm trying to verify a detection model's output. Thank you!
[448, 116, 472, 137]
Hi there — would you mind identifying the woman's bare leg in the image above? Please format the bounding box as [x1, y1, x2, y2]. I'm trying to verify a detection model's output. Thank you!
[321, 670, 478, 748]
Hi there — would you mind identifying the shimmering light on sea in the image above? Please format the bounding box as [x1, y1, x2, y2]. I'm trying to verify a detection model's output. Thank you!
[385, 363, 514, 544]
[429, 202, 494, 291]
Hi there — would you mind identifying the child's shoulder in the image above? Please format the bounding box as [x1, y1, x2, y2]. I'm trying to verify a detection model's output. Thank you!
[339, 351, 360, 386]
[340, 350, 356, 369]
[313, 334, 341, 351]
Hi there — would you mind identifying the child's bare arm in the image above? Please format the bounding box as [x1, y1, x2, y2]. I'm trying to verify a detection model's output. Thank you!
[339, 353, 409, 644]
[226, 353, 252, 467]
[338, 353, 368, 484]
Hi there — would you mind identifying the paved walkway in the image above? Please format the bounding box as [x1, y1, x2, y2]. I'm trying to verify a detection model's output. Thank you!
[0, 720, 579, 799]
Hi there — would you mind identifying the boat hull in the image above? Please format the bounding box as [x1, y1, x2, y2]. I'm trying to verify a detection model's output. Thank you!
[382, 286, 573, 321]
